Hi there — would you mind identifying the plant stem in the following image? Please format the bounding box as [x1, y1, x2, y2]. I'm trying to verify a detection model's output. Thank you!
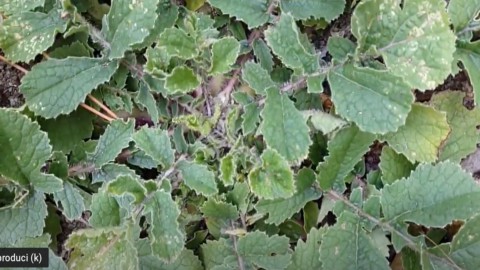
[230, 221, 246, 270]
[87, 94, 119, 119]
[0, 55, 28, 74]
[80, 103, 115, 122]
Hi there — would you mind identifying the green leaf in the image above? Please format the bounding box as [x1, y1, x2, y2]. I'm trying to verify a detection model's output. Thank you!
[448, 0, 480, 32]
[209, 37, 240, 75]
[265, 13, 319, 74]
[12, 234, 68, 270]
[286, 228, 324, 270]
[307, 74, 325, 94]
[450, 214, 480, 269]
[92, 164, 137, 184]
[136, 84, 159, 126]
[0, 10, 67, 62]
[49, 41, 93, 59]
[219, 153, 236, 186]
[248, 149, 295, 200]
[381, 162, 480, 227]
[138, 240, 203, 270]
[242, 103, 261, 135]
[383, 104, 450, 163]
[352, 0, 456, 90]
[207, 0, 269, 29]
[431, 91, 480, 162]
[53, 182, 85, 220]
[201, 198, 238, 220]
[319, 211, 390, 270]
[253, 39, 274, 72]
[379, 146, 414, 185]
[89, 192, 121, 227]
[200, 238, 235, 269]
[39, 109, 93, 153]
[280, 0, 345, 22]
[0, 109, 62, 190]
[144, 190, 185, 262]
[309, 111, 347, 134]
[165, 66, 201, 94]
[241, 61, 276, 95]
[103, 0, 160, 59]
[133, 126, 175, 168]
[66, 227, 138, 269]
[260, 88, 312, 163]
[0, 0, 44, 15]
[133, 0, 179, 49]
[328, 64, 414, 134]
[91, 119, 135, 168]
[20, 57, 118, 118]
[318, 125, 376, 191]
[157, 28, 198, 59]
[256, 168, 321, 225]
[327, 36, 356, 61]
[237, 231, 292, 270]
[0, 192, 47, 245]
[106, 175, 147, 204]
[455, 41, 480, 105]
[177, 161, 218, 196]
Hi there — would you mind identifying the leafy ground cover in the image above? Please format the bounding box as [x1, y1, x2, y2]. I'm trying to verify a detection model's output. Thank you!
[1, 0, 480, 269]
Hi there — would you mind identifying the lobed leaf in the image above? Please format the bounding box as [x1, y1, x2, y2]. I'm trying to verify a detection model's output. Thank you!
[0, 0, 44, 15]
[378, 146, 414, 185]
[381, 162, 480, 227]
[177, 161, 218, 196]
[455, 41, 480, 105]
[91, 119, 135, 168]
[241, 61, 276, 95]
[133, 126, 175, 168]
[328, 64, 414, 134]
[53, 182, 85, 220]
[286, 228, 324, 270]
[165, 66, 201, 94]
[0, 10, 68, 62]
[20, 57, 118, 118]
[207, 0, 269, 29]
[0, 108, 62, 191]
[106, 175, 147, 204]
[450, 214, 480, 269]
[448, 0, 480, 33]
[352, 0, 456, 90]
[144, 190, 185, 262]
[248, 149, 296, 200]
[157, 28, 198, 59]
[259, 88, 312, 163]
[209, 37, 240, 75]
[280, 0, 346, 22]
[103, 0, 160, 59]
[319, 211, 390, 270]
[89, 192, 121, 227]
[264, 13, 319, 74]
[382, 104, 450, 163]
[318, 125, 376, 191]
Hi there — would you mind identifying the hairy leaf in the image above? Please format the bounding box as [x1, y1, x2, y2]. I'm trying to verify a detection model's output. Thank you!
[0, 192, 47, 245]
[242, 103, 261, 135]
[379, 146, 414, 185]
[280, 0, 345, 21]
[53, 182, 85, 220]
[309, 111, 347, 134]
[157, 28, 198, 59]
[242, 61, 276, 95]
[103, 0, 159, 59]
[207, 0, 269, 29]
[455, 41, 480, 105]
[0, 0, 44, 15]
[91, 119, 135, 168]
[249, 149, 295, 200]
[219, 154, 236, 186]
[352, 0, 456, 90]
[0, 109, 62, 191]
[431, 91, 480, 162]
[448, 0, 480, 32]
[320, 211, 390, 270]
[381, 162, 480, 227]
[144, 190, 185, 262]
[265, 14, 319, 74]
[89, 192, 121, 227]
[133, 126, 175, 168]
[177, 161, 218, 196]
[0, 10, 67, 62]
[106, 175, 147, 204]
[256, 168, 321, 224]
[20, 57, 118, 118]
[209, 37, 240, 75]
[66, 227, 138, 269]
[287, 228, 324, 270]
[165, 66, 201, 94]
[450, 214, 480, 268]
[318, 125, 376, 191]
[383, 104, 450, 163]
[260, 88, 312, 163]
[328, 64, 414, 134]
[138, 240, 203, 270]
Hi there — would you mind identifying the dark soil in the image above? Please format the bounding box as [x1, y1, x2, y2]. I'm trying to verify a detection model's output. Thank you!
[0, 54, 25, 108]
